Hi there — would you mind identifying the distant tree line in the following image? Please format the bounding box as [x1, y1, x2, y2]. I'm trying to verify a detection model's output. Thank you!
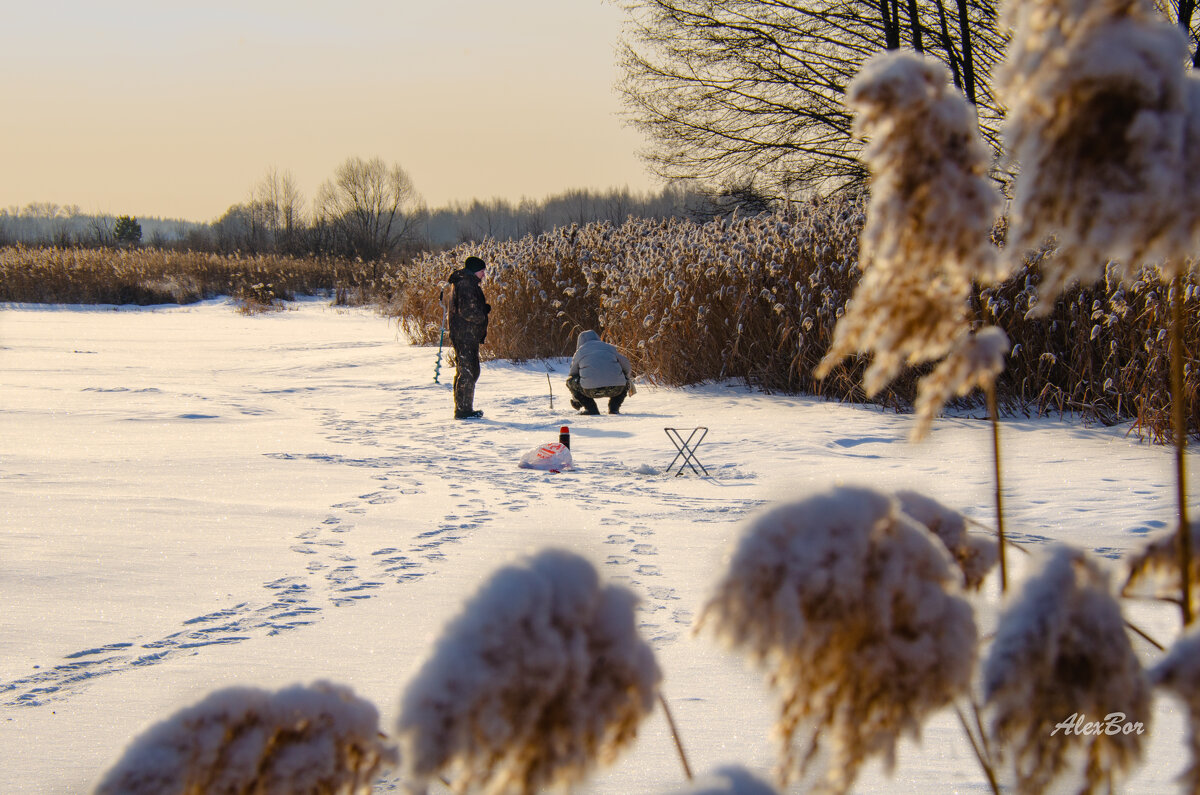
[1, 156, 780, 260]
[0, 203, 204, 249]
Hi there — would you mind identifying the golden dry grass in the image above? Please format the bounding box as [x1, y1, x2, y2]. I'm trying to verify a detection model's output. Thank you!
[0, 245, 384, 308]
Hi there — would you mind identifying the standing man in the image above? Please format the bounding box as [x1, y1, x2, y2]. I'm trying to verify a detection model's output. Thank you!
[566, 329, 632, 415]
[444, 255, 491, 419]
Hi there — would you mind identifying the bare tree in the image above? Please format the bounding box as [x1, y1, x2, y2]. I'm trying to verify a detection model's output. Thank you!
[561, 189, 594, 226]
[602, 189, 633, 224]
[614, 0, 1006, 198]
[315, 156, 426, 260]
[1158, 0, 1200, 65]
[213, 204, 254, 254]
[88, 216, 115, 247]
[250, 168, 306, 254]
[459, 197, 519, 242]
[516, 197, 548, 238]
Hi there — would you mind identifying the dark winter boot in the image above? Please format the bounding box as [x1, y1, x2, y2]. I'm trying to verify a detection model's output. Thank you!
[608, 391, 626, 415]
[577, 394, 600, 415]
[454, 409, 484, 419]
[454, 374, 478, 418]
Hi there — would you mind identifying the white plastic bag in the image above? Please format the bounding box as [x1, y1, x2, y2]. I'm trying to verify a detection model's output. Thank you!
[518, 442, 574, 472]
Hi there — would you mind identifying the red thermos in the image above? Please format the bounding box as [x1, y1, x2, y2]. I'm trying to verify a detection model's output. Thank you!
[559, 426, 570, 448]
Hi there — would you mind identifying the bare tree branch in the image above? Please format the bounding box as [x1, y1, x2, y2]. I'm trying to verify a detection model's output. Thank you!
[615, 0, 1007, 198]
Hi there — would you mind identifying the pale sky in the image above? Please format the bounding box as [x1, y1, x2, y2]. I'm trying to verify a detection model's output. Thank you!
[1, 0, 658, 222]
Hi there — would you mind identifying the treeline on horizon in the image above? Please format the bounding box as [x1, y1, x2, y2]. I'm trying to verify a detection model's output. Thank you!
[0, 182, 726, 255]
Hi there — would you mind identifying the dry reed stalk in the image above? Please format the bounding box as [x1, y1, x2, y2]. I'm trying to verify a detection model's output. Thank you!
[1170, 274, 1195, 624]
[395, 549, 661, 795]
[699, 486, 977, 794]
[658, 692, 694, 782]
[93, 681, 396, 794]
[988, 383, 1009, 593]
[908, 327, 1016, 592]
[955, 704, 1002, 795]
[983, 546, 1150, 793]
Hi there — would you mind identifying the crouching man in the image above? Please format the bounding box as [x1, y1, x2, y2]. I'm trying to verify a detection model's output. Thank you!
[566, 329, 632, 415]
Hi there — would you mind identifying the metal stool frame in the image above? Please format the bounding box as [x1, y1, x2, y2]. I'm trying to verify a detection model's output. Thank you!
[664, 427, 709, 477]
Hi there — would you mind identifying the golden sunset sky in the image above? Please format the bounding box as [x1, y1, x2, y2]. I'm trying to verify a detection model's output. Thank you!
[1, 0, 656, 222]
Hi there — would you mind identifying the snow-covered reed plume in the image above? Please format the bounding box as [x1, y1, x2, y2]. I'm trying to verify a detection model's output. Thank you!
[983, 545, 1150, 793]
[94, 680, 396, 795]
[895, 489, 999, 590]
[1149, 627, 1200, 792]
[1122, 520, 1200, 599]
[910, 326, 1010, 441]
[998, 0, 1195, 303]
[816, 51, 1003, 406]
[395, 548, 661, 794]
[999, 0, 1200, 624]
[664, 766, 779, 795]
[699, 486, 977, 793]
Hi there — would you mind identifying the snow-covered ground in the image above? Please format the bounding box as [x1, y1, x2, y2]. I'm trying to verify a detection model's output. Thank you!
[0, 298, 1192, 793]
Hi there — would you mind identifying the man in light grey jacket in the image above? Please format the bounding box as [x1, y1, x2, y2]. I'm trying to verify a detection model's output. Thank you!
[566, 329, 632, 415]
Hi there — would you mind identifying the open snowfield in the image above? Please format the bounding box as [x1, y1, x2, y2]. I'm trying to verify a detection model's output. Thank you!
[0, 297, 1194, 793]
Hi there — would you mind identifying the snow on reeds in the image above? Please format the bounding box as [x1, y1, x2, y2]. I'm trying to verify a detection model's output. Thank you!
[1149, 627, 1200, 792]
[983, 546, 1150, 793]
[1123, 520, 1200, 601]
[93, 680, 395, 795]
[815, 52, 1004, 421]
[909, 326, 1010, 441]
[998, 0, 1195, 300]
[698, 486, 977, 793]
[394, 548, 660, 795]
[895, 489, 999, 590]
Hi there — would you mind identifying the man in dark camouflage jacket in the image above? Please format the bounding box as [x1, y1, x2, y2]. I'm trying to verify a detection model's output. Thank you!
[444, 256, 491, 419]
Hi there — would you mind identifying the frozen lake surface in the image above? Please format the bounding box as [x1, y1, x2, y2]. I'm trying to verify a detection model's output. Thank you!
[0, 298, 1193, 793]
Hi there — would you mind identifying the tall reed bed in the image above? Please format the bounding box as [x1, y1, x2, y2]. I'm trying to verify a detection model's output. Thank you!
[382, 206, 1200, 442]
[0, 245, 389, 309]
[384, 198, 890, 402]
[980, 259, 1200, 443]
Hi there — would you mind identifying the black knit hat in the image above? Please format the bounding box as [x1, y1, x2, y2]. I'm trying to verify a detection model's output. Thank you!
[464, 256, 486, 273]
